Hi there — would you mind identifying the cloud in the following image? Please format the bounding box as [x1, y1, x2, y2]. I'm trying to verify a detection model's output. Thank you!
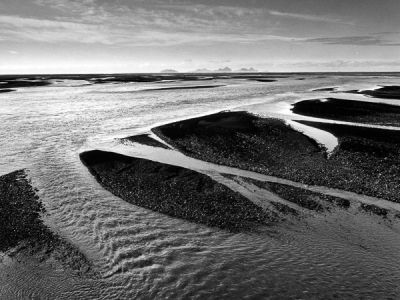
[306, 35, 400, 46]
[3, 0, 271, 45]
[0, 15, 114, 44]
[0, 1, 358, 47]
[268, 10, 354, 25]
[263, 60, 400, 72]
[34, 0, 270, 32]
[0, 8, 300, 46]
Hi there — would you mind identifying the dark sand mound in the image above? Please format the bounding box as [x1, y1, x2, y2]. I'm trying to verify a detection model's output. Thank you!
[258, 181, 350, 212]
[89, 74, 211, 84]
[345, 86, 400, 100]
[229, 175, 350, 214]
[145, 85, 224, 91]
[292, 98, 400, 126]
[0, 80, 51, 89]
[0, 89, 15, 93]
[361, 86, 400, 99]
[102, 85, 225, 93]
[154, 111, 258, 136]
[360, 204, 388, 217]
[121, 134, 170, 149]
[80, 150, 277, 231]
[298, 120, 400, 148]
[154, 111, 400, 203]
[0, 73, 284, 87]
[312, 87, 336, 92]
[0, 170, 94, 275]
[254, 79, 277, 83]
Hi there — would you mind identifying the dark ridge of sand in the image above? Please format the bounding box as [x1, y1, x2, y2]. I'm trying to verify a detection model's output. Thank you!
[91, 76, 164, 84]
[312, 87, 336, 92]
[90, 75, 218, 84]
[345, 86, 400, 99]
[253, 79, 277, 83]
[361, 86, 400, 99]
[0, 89, 15, 93]
[0, 80, 51, 89]
[0, 73, 290, 85]
[292, 98, 400, 126]
[343, 89, 360, 94]
[121, 134, 170, 149]
[242, 177, 350, 212]
[153, 111, 259, 137]
[271, 202, 299, 216]
[0, 170, 94, 275]
[360, 204, 388, 217]
[267, 182, 350, 211]
[153, 111, 400, 203]
[80, 150, 278, 232]
[144, 85, 224, 91]
[298, 120, 400, 147]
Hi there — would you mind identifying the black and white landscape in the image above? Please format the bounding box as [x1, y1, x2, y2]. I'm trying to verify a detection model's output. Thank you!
[1, 1, 400, 299]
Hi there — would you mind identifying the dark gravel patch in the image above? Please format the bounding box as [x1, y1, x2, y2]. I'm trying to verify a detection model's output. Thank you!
[253, 79, 277, 82]
[0, 89, 15, 93]
[248, 178, 350, 211]
[153, 111, 400, 203]
[144, 85, 225, 91]
[312, 87, 336, 92]
[292, 98, 400, 126]
[361, 86, 400, 100]
[80, 150, 278, 232]
[270, 202, 299, 216]
[0, 170, 94, 275]
[360, 204, 388, 217]
[0, 80, 51, 89]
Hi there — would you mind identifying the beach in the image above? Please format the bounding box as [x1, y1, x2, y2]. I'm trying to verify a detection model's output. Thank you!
[1, 73, 400, 298]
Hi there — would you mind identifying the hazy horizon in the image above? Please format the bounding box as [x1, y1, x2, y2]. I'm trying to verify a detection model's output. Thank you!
[2, 71, 400, 76]
[0, 0, 399, 74]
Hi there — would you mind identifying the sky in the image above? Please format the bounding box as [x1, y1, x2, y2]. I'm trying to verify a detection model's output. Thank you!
[0, 0, 399, 74]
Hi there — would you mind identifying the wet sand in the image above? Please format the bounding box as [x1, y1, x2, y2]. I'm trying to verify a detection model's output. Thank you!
[0, 170, 94, 276]
[80, 150, 278, 232]
[292, 98, 400, 126]
[121, 134, 170, 149]
[153, 111, 400, 203]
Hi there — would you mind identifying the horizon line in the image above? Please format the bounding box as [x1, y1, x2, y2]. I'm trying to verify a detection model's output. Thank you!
[1, 71, 400, 76]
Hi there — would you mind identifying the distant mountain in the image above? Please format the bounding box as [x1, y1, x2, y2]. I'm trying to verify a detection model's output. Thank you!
[160, 69, 178, 73]
[216, 67, 232, 72]
[192, 66, 233, 73]
[236, 67, 258, 72]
